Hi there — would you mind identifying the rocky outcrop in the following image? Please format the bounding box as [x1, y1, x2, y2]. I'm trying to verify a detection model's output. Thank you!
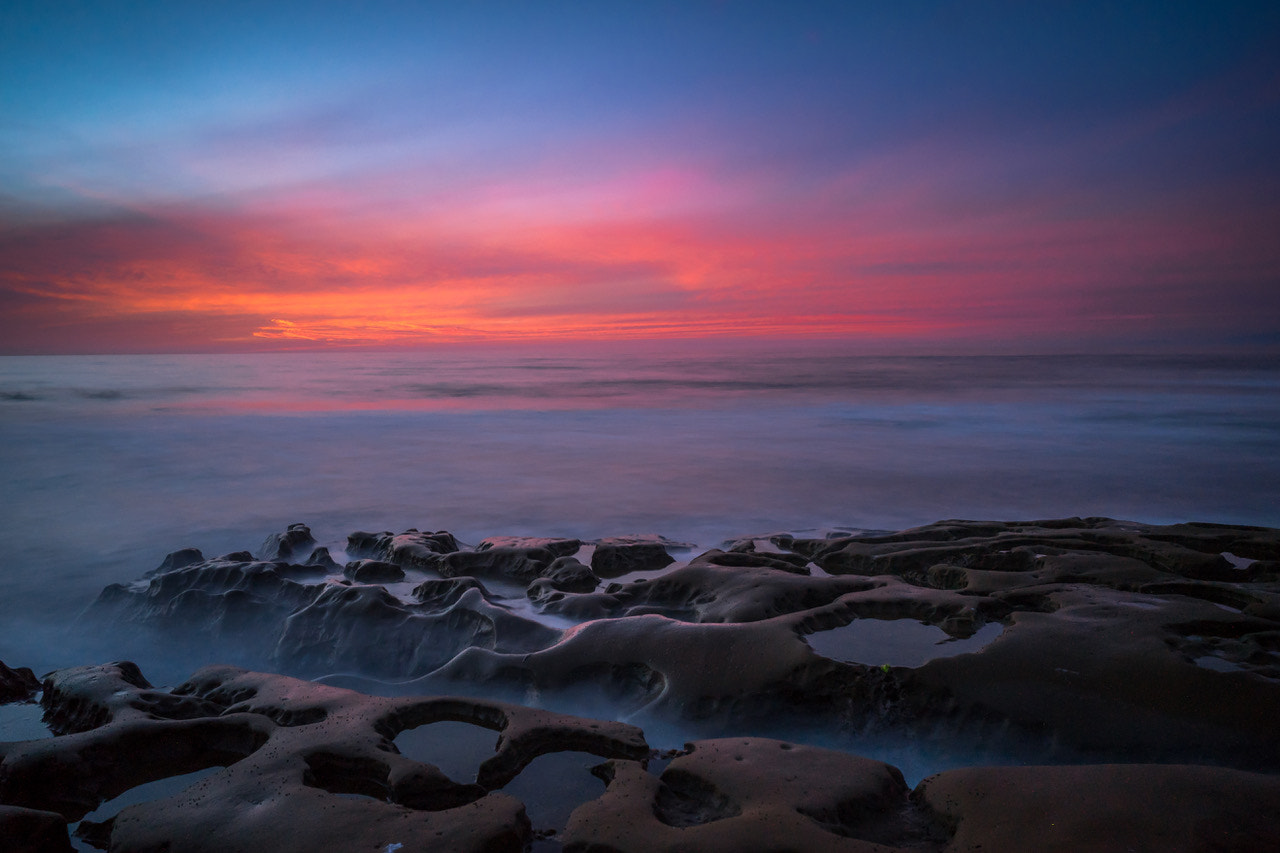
[341, 559, 405, 584]
[566, 737, 943, 852]
[591, 538, 676, 577]
[258, 523, 317, 563]
[346, 529, 460, 567]
[2, 664, 1278, 852]
[916, 763, 1280, 853]
[84, 518, 1280, 770]
[0, 662, 40, 704]
[1, 664, 647, 852]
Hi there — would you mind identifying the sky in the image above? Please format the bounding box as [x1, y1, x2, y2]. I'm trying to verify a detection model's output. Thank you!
[1, 1, 1278, 354]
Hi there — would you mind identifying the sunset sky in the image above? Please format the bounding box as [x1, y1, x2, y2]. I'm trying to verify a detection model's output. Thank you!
[2, 1, 1278, 354]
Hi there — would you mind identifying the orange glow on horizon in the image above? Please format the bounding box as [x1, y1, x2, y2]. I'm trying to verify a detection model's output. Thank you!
[4, 143, 1271, 355]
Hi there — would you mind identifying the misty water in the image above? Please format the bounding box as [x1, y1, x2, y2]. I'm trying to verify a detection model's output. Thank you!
[3, 346, 1280, 788]
[3, 346, 1279, 680]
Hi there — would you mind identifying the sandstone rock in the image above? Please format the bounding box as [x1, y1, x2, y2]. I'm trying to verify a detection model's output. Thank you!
[918, 763, 1280, 853]
[564, 737, 944, 852]
[4, 662, 1280, 852]
[2, 664, 648, 852]
[81, 518, 1280, 773]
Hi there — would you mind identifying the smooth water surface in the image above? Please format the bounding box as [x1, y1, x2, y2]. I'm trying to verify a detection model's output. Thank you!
[394, 721, 500, 784]
[804, 619, 1006, 668]
[2, 346, 1278, 678]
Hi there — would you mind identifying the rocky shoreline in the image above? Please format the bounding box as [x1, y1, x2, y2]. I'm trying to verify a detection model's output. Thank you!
[3, 516, 1279, 850]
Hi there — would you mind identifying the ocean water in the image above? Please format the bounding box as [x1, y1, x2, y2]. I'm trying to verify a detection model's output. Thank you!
[2, 345, 1279, 678]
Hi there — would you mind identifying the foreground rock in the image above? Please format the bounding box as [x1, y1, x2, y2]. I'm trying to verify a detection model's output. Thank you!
[2, 663, 646, 852]
[2, 663, 1278, 852]
[85, 518, 1280, 769]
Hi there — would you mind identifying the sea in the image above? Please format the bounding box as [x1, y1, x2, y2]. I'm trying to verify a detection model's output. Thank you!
[2, 344, 1279, 679]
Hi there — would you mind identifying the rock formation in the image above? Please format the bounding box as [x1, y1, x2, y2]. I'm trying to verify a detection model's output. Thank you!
[30, 516, 1276, 848]
[2, 662, 1278, 851]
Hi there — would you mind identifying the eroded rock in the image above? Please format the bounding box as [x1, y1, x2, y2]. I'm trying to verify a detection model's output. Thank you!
[918, 763, 1280, 853]
[2, 664, 648, 852]
[3, 663, 1279, 852]
[566, 738, 945, 851]
[591, 539, 675, 577]
[259, 522, 317, 562]
[82, 518, 1280, 771]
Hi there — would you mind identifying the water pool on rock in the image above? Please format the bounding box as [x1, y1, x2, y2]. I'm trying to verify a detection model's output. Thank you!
[804, 619, 1005, 668]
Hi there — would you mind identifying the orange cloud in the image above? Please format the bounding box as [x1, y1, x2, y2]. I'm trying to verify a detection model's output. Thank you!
[3, 137, 1276, 355]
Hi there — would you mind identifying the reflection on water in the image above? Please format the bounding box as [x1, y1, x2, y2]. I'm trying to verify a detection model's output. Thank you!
[69, 767, 223, 852]
[804, 619, 1005, 668]
[394, 721, 500, 784]
[0, 699, 49, 742]
[501, 750, 608, 832]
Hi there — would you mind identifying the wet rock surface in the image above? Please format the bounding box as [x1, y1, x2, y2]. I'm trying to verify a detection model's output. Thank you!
[39, 517, 1280, 847]
[2, 664, 646, 852]
[83, 519, 1280, 764]
[0, 664, 1276, 852]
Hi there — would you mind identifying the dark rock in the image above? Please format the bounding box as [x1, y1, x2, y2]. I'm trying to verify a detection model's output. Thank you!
[438, 547, 557, 583]
[565, 738, 940, 852]
[591, 542, 674, 578]
[525, 558, 600, 606]
[694, 548, 811, 575]
[258, 523, 317, 562]
[347, 529, 459, 567]
[478, 536, 582, 558]
[272, 583, 560, 678]
[147, 548, 204, 577]
[413, 577, 493, 607]
[6, 662, 1279, 853]
[542, 557, 599, 592]
[384, 530, 460, 568]
[2, 664, 648, 852]
[81, 517, 1280, 774]
[345, 530, 390, 557]
[342, 559, 405, 584]
[918, 763, 1280, 853]
[39, 662, 222, 736]
[0, 805, 74, 852]
[305, 547, 341, 572]
[0, 661, 40, 704]
[86, 558, 325, 661]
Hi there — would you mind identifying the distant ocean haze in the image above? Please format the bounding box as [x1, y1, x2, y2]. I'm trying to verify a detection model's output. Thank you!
[1, 346, 1278, 674]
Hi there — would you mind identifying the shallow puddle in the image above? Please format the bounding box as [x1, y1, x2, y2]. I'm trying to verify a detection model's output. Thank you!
[394, 720, 500, 783]
[804, 619, 1004, 668]
[69, 767, 223, 851]
[502, 751, 609, 832]
[1194, 655, 1244, 673]
[1220, 552, 1255, 569]
[0, 699, 49, 742]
